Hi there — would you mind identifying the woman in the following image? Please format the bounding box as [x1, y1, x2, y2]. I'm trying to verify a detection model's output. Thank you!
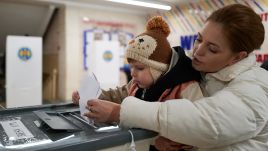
[85, 4, 268, 150]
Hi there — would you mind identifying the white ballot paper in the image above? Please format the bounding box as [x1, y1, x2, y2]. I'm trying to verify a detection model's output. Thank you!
[79, 72, 102, 124]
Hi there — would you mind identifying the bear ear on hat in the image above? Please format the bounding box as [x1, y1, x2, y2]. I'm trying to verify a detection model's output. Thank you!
[146, 16, 170, 37]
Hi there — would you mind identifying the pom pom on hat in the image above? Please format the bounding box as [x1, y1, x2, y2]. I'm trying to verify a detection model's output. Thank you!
[146, 16, 170, 37]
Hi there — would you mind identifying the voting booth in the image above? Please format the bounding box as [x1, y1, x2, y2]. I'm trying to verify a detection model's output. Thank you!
[87, 41, 120, 90]
[6, 36, 42, 108]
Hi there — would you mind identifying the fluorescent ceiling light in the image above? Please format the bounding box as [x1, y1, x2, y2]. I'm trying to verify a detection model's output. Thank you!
[106, 0, 171, 10]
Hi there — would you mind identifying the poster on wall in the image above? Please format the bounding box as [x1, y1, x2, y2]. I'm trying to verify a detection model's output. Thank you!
[83, 29, 133, 71]
[258, 12, 268, 64]
[87, 41, 120, 90]
[6, 36, 42, 108]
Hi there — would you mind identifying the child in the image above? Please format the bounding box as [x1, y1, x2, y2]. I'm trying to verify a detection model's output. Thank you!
[73, 16, 203, 151]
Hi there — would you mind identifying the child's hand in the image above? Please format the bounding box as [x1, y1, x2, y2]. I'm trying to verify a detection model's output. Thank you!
[155, 136, 192, 151]
[84, 99, 120, 123]
[72, 90, 80, 105]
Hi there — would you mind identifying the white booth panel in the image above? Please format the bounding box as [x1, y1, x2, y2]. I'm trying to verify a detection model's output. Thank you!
[6, 36, 42, 108]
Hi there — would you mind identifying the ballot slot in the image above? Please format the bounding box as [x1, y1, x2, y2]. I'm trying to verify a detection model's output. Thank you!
[33, 111, 82, 132]
[68, 112, 120, 132]
[33, 110, 121, 134]
[68, 112, 98, 129]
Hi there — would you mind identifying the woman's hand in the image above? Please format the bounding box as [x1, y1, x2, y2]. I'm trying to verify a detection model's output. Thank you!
[155, 136, 192, 151]
[84, 99, 121, 123]
[72, 90, 80, 105]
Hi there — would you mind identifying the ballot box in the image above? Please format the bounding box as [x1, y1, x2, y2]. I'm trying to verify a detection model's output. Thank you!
[0, 103, 157, 151]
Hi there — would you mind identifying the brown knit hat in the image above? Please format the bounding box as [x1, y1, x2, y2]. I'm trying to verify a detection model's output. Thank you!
[126, 16, 172, 81]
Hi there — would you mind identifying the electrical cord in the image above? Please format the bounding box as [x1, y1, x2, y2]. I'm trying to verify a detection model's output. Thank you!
[0, 104, 5, 110]
[128, 130, 136, 151]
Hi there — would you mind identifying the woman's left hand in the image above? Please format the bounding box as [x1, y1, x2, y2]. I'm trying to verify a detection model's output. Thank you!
[84, 99, 121, 123]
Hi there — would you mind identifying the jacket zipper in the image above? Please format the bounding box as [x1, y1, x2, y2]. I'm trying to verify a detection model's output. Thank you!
[141, 89, 146, 99]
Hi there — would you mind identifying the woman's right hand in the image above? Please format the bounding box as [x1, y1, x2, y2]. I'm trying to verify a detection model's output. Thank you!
[84, 99, 121, 123]
[72, 90, 80, 105]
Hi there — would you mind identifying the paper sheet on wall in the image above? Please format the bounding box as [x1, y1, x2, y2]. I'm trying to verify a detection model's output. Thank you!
[79, 72, 102, 124]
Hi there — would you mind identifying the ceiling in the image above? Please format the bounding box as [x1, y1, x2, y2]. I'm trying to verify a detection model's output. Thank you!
[0, 0, 184, 53]
[0, 0, 56, 53]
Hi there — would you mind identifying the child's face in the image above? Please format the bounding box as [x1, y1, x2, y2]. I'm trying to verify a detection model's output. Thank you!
[129, 60, 154, 89]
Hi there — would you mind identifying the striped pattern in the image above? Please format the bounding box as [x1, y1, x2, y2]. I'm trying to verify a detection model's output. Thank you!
[155, 0, 268, 34]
